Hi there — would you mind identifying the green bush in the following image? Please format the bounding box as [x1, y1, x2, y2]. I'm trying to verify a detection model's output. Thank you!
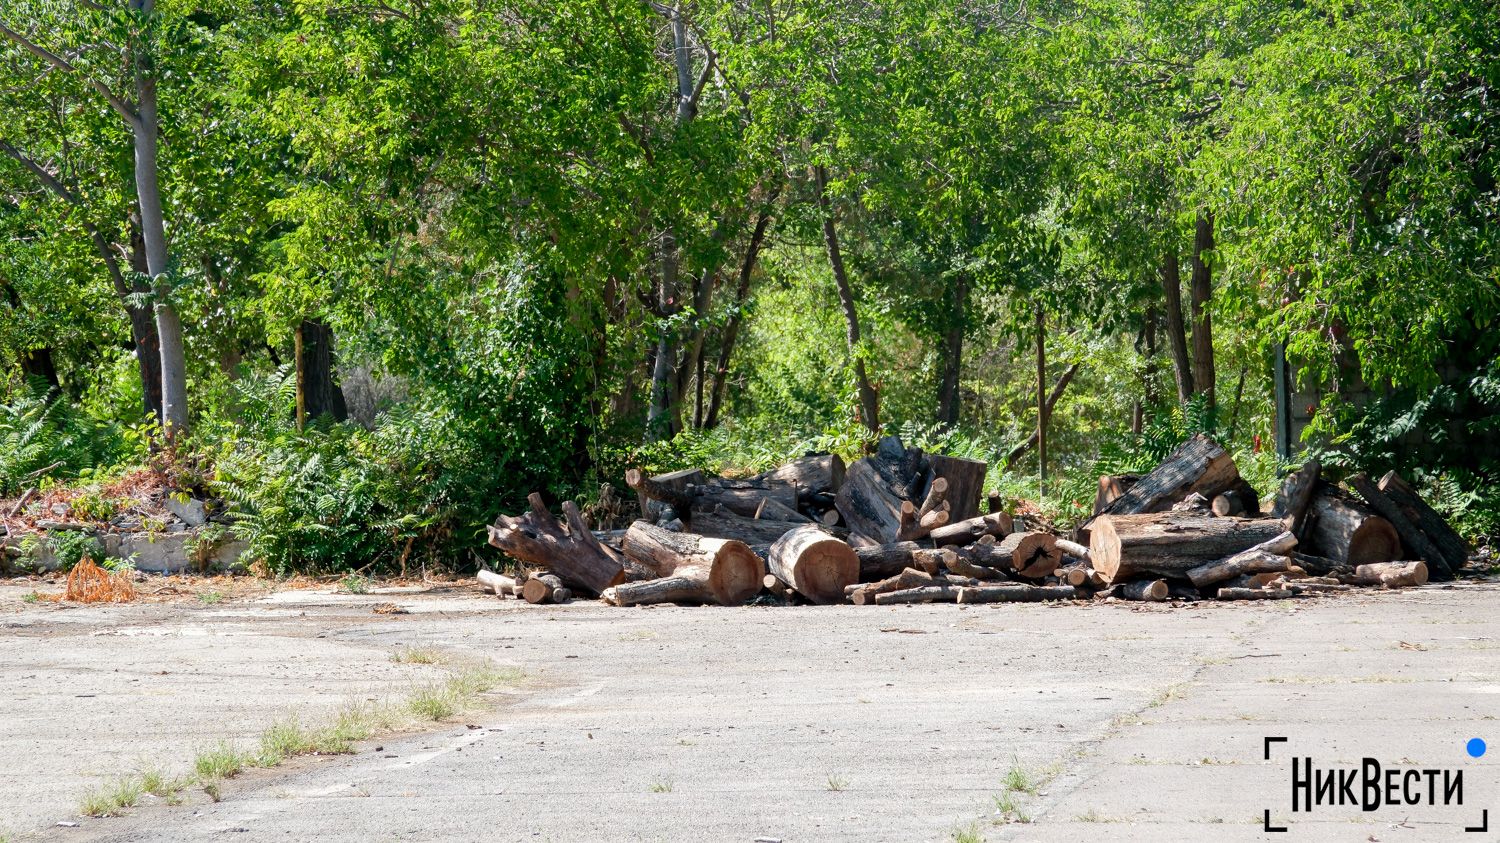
[0, 389, 137, 495]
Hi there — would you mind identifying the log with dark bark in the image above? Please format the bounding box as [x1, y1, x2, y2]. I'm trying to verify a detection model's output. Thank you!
[897, 478, 951, 540]
[488, 494, 626, 595]
[1352, 561, 1428, 588]
[948, 552, 1006, 581]
[1289, 552, 1351, 579]
[1094, 434, 1240, 518]
[1093, 474, 1140, 516]
[1350, 473, 1453, 581]
[1220, 572, 1288, 590]
[626, 468, 703, 521]
[873, 585, 961, 605]
[767, 525, 859, 605]
[850, 567, 937, 605]
[855, 542, 926, 581]
[835, 436, 929, 543]
[1119, 579, 1168, 601]
[925, 455, 987, 523]
[692, 482, 799, 518]
[1305, 492, 1401, 565]
[523, 573, 571, 604]
[757, 453, 846, 500]
[1271, 460, 1320, 537]
[689, 508, 804, 547]
[928, 512, 1013, 546]
[1217, 587, 1293, 601]
[1378, 471, 1470, 573]
[956, 584, 1075, 604]
[1211, 478, 1261, 517]
[614, 521, 765, 606]
[753, 496, 811, 523]
[1185, 531, 1298, 587]
[1089, 512, 1288, 583]
[995, 531, 1062, 579]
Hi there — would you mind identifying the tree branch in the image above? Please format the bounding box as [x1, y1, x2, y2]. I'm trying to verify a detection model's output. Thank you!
[0, 18, 140, 125]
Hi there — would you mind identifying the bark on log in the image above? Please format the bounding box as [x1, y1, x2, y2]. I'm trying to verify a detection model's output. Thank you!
[856, 542, 926, 581]
[928, 513, 1013, 546]
[956, 585, 1075, 604]
[1172, 492, 1211, 513]
[476, 569, 517, 596]
[758, 453, 846, 499]
[1272, 460, 1320, 537]
[618, 521, 764, 605]
[753, 496, 811, 523]
[1211, 480, 1260, 517]
[1305, 492, 1401, 565]
[850, 567, 937, 605]
[1089, 512, 1288, 583]
[626, 468, 703, 521]
[690, 483, 798, 518]
[523, 573, 569, 604]
[1289, 552, 1350, 579]
[1379, 471, 1470, 573]
[488, 495, 626, 595]
[925, 455, 987, 523]
[1352, 561, 1428, 588]
[1185, 531, 1299, 587]
[1119, 579, 1168, 601]
[1095, 434, 1240, 517]
[1217, 587, 1293, 601]
[995, 531, 1062, 579]
[873, 585, 961, 605]
[767, 526, 859, 605]
[1350, 473, 1453, 581]
[948, 552, 1006, 581]
[689, 508, 803, 547]
[1093, 474, 1140, 516]
[1055, 538, 1090, 562]
[764, 574, 789, 597]
[1221, 572, 1287, 590]
[834, 436, 928, 543]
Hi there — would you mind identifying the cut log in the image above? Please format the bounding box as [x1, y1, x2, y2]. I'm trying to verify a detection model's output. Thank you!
[955, 584, 1075, 604]
[626, 468, 703, 521]
[1096, 434, 1240, 517]
[834, 436, 928, 543]
[476, 569, 518, 597]
[1172, 491, 1211, 513]
[1271, 460, 1320, 537]
[1221, 572, 1287, 589]
[855, 541, 925, 581]
[488, 494, 626, 595]
[1211, 478, 1262, 517]
[995, 531, 1062, 579]
[907, 547, 954, 576]
[1055, 538, 1090, 562]
[753, 496, 811, 523]
[1217, 587, 1293, 600]
[689, 508, 803, 547]
[948, 552, 1006, 581]
[1349, 473, 1453, 581]
[1289, 551, 1350, 579]
[758, 453, 846, 499]
[1119, 579, 1168, 601]
[1089, 512, 1288, 583]
[767, 525, 859, 605]
[928, 512, 1013, 546]
[873, 585, 961, 604]
[1379, 471, 1470, 573]
[690, 482, 798, 518]
[1185, 531, 1299, 587]
[896, 496, 950, 541]
[987, 490, 1005, 515]
[850, 567, 936, 605]
[522, 573, 568, 604]
[820, 509, 843, 527]
[1093, 474, 1140, 516]
[618, 521, 764, 605]
[763, 573, 789, 597]
[1305, 492, 1401, 565]
[925, 455, 987, 523]
[1352, 561, 1428, 588]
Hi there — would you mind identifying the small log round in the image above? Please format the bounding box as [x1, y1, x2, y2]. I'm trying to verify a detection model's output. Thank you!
[1352, 561, 1428, 588]
[996, 531, 1062, 578]
[767, 525, 858, 605]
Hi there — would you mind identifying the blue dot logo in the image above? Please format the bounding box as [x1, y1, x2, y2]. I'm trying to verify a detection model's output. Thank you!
[1467, 738, 1486, 758]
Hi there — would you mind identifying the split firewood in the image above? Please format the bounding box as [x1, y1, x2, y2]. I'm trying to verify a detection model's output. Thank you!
[1217, 587, 1293, 601]
[522, 572, 570, 604]
[928, 512, 1013, 546]
[850, 567, 937, 605]
[1094, 434, 1241, 518]
[1349, 473, 1452, 581]
[476, 569, 517, 597]
[1272, 460, 1320, 537]
[1378, 471, 1470, 573]
[1305, 491, 1401, 565]
[1055, 538, 1089, 563]
[488, 494, 626, 595]
[924, 455, 987, 522]
[1185, 531, 1299, 587]
[955, 584, 1075, 604]
[1088, 512, 1287, 583]
[1093, 474, 1140, 516]
[995, 531, 1062, 578]
[1352, 561, 1428, 588]
[608, 521, 765, 607]
[873, 585, 962, 605]
[767, 525, 859, 605]
[1118, 579, 1168, 601]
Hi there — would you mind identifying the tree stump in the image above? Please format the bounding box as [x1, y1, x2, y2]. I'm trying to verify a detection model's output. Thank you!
[488, 494, 626, 595]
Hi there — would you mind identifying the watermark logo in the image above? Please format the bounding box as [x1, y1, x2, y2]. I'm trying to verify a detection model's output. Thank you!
[1262, 736, 1488, 833]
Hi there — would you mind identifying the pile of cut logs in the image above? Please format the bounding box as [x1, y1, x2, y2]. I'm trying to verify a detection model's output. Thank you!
[480, 433, 1471, 607]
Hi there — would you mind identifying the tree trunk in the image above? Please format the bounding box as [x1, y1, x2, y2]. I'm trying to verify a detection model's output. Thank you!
[1136, 304, 1159, 434]
[1094, 433, 1240, 518]
[814, 164, 878, 434]
[936, 274, 967, 427]
[1352, 561, 1427, 588]
[19, 348, 60, 390]
[705, 203, 774, 429]
[687, 508, 803, 549]
[1349, 472, 1452, 580]
[298, 319, 348, 422]
[1089, 512, 1288, 583]
[646, 236, 680, 442]
[767, 525, 858, 604]
[1189, 212, 1216, 414]
[1160, 250, 1194, 404]
[833, 436, 928, 544]
[1035, 304, 1047, 496]
[1305, 490, 1401, 566]
[755, 453, 845, 502]
[1377, 471, 1470, 574]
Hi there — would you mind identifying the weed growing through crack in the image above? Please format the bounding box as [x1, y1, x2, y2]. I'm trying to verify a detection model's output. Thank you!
[392, 646, 444, 664]
[79, 776, 143, 817]
[649, 778, 674, 793]
[193, 741, 254, 781]
[1075, 809, 1107, 822]
[340, 573, 370, 594]
[1003, 761, 1036, 794]
[950, 821, 985, 842]
[826, 774, 848, 792]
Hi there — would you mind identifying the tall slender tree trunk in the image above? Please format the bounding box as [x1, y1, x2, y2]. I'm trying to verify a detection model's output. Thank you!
[1035, 304, 1047, 498]
[130, 0, 189, 437]
[814, 164, 879, 435]
[1189, 211, 1216, 415]
[126, 226, 164, 421]
[674, 268, 714, 429]
[1133, 305, 1159, 434]
[297, 319, 347, 422]
[0, 277, 61, 391]
[646, 238, 680, 442]
[706, 204, 774, 429]
[936, 274, 967, 428]
[1160, 249, 1194, 404]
